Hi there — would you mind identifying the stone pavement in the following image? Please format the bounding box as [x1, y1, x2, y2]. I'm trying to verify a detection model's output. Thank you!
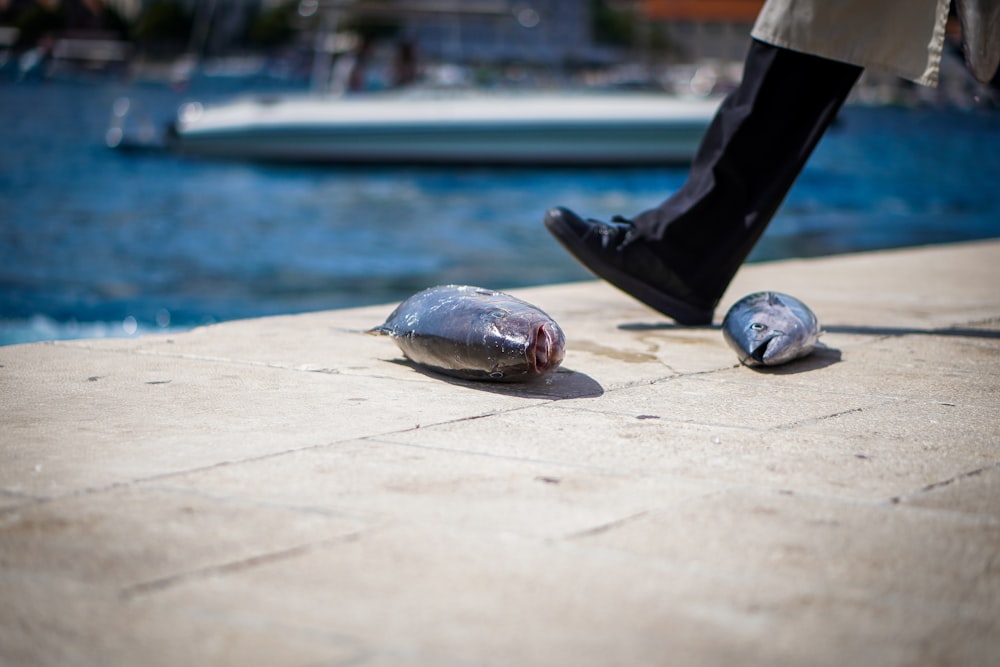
[1, 240, 998, 667]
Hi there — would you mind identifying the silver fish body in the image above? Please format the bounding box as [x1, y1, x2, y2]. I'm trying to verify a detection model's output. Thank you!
[369, 285, 566, 381]
[722, 292, 821, 367]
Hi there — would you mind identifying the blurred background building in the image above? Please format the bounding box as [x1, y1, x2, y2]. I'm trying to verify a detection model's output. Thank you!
[0, 0, 995, 104]
[643, 0, 763, 62]
[0, 0, 770, 73]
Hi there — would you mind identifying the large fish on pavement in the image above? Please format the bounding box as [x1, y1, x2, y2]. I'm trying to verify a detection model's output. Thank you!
[722, 291, 822, 367]
[369, 285, 566, 381]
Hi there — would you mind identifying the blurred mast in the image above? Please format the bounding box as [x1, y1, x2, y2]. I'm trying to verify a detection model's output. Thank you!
[188, 0, 220, 61]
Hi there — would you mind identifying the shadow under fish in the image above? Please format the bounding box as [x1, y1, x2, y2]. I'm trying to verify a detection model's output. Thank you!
[368, 285, 566, 382]
[722, 291, 823, 367]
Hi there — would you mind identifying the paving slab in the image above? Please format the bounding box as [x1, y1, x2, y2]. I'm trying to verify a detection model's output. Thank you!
[1, 240, 999, 667]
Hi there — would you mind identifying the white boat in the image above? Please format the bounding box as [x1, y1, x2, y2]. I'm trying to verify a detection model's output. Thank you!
[163, 89, 720, 166]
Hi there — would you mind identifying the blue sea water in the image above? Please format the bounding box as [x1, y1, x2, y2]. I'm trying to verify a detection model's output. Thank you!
[2, 78, 999, 345]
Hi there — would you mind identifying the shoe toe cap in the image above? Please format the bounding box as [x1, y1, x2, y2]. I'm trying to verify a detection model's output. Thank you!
[543, 206, 586, 231]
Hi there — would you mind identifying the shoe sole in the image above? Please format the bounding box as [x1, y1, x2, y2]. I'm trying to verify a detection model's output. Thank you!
[545, 214, 713, 326]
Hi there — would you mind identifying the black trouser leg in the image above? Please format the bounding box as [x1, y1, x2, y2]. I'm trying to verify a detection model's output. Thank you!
[630, 39, 863, 302]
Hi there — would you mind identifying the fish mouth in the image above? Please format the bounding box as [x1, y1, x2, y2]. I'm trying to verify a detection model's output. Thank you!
[530, 322, 565, 373]
[749, 334, 781, 365]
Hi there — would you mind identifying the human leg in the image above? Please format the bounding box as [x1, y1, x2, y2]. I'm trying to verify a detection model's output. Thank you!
[544, 40, 862, 324]
[630, 39, 863, 299]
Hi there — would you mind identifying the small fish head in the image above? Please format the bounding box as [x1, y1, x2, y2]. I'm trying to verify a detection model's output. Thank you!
[722, 292, 820, 366]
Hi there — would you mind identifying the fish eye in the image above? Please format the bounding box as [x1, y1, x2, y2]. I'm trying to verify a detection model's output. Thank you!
[750, 322, 767, 331]
[487, 309, 507, 319]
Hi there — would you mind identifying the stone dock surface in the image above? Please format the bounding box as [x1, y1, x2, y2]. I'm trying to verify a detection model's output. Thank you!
[2, 240, 998, 667]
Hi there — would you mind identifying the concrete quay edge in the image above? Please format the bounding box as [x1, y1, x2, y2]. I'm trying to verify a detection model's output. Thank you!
[1, 239, 999, 667]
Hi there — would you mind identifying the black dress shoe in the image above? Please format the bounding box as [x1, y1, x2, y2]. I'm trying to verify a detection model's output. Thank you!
[543, 206, 715, 325]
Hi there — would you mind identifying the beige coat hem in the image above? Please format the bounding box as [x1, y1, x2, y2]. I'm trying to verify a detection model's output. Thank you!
[750, 0, 950, 87]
